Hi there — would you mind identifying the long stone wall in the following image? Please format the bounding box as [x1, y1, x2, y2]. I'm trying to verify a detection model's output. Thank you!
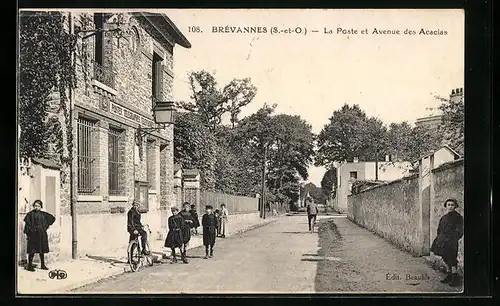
[347, 175, 422, 255]
[347, 159, 464, 271]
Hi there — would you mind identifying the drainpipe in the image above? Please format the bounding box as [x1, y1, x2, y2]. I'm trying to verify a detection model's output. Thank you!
[69, 12, 78, 259]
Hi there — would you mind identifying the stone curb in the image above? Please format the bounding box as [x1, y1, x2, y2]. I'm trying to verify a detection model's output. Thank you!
[57, 218, 278, 293]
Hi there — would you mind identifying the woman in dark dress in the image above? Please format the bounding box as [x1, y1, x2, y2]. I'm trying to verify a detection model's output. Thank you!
[23, 200, 56, 271]
[202, 205, 218, 259]
[189, 204, 200, 235]
[178, 202, 193, 263]
[430, 198, 464, 287]
[164, 207, 186, 264]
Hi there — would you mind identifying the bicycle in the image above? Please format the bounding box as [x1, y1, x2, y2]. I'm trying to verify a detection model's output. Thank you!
[127, 224, 154, 272]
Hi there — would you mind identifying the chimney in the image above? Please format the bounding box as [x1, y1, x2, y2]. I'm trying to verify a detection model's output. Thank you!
[353, 157, 358, 163]
[385, 155, 390, 162]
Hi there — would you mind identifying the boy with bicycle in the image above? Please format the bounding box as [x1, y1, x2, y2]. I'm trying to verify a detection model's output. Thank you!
[127, 201, 150, 255]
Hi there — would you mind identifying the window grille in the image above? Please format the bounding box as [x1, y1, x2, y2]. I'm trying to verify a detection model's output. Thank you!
[108, 127, 124, 195]
[77, 117, 97, 194]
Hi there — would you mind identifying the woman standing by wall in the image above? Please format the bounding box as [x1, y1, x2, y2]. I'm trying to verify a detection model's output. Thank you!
[430, 198, 464, 287]
[23, 200, 56, 271]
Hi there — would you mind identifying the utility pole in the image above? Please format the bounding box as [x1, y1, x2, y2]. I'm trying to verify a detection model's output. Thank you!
[69, 13, 78, 259]
[375, 148, 379, 181]
[261, 144, 267, 219]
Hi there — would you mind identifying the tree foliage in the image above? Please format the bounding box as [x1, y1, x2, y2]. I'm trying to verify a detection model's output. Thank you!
[173, 112, 218, 190]
[437, 93, 464, 155]
[320, 167, 337, 199]
[178, 70, 257, 129]
[237, 105, 315, 206]
[315, 104, 388, 166]
[19, 11, 77, 165]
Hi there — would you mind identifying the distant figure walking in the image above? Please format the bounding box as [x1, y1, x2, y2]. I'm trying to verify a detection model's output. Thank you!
[23, 200, 56, 271]
[430, 198, 464, 287]
[219, 204, 229, 238]
[306, 197, 318, 232]
[202, 205, 218, 259]
[189, 204, 200, 235]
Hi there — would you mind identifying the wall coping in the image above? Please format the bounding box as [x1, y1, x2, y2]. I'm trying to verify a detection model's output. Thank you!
[431, 158, 464, 173]
[348, 173, 419, 197]
[109, 195, 129, 202]
[77, 195, 104, 202]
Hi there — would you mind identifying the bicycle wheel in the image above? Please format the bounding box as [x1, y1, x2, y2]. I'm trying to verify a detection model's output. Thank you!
[128, 240, 140, 272]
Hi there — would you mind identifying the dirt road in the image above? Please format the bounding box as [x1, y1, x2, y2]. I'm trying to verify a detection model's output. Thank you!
[73, 215, 461, 294]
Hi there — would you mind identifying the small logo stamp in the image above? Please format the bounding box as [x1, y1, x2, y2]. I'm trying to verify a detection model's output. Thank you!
[48, 269, 67, 280]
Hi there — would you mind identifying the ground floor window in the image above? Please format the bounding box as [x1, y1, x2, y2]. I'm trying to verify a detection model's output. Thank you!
[77, 117, 98, 194]
[108, 127, 125, 195]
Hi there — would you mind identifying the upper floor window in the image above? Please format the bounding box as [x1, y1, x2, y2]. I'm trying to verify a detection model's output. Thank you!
[93, 13, 105, 66]
[349, 171, 358, 179]
[93, 13, 115, 89]
[152, 52, 163, 100]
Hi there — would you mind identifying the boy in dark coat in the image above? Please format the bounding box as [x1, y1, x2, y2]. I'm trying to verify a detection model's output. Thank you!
[178, 202, 194, 263]
[164, 207, 186, 264]
[23, 200, 55, 271]
[202, 205, 217, 259]
[189, 204, 200, 235]
[430, 198, 464, 287]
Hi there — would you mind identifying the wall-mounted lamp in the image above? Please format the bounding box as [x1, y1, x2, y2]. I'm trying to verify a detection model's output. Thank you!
[135, 97, 176, 146]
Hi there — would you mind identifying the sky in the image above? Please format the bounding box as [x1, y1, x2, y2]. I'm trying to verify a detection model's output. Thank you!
[160, 9, 464, 186]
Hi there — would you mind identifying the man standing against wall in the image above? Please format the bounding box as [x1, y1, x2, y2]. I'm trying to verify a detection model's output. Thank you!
[306, 197, 318, 232]
[220, 204, 229, 238]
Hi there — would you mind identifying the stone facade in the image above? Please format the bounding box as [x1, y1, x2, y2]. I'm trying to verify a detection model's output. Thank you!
[54, 12, 189, 259]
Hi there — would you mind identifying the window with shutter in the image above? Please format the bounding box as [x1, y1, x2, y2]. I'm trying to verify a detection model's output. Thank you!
[152, 52, 164, 99]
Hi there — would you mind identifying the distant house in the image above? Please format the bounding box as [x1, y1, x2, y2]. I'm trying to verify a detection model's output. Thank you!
[415, 87, 463, 130]
[333, 156, 413, 213]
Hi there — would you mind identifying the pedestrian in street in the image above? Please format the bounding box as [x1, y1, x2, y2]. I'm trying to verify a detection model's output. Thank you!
[189, 204, 200, 235]
[164, 206, 186, 264]
[23, 200, 56, 272]
[214, 208, 221, 237]
[127, 201, 150, 256]
[430, 198, 464, 287]
[202, 205, 217, 259]
[178, 202, 194, 263]
[306, 197, 318, 232]
[219, 203, 229, 238]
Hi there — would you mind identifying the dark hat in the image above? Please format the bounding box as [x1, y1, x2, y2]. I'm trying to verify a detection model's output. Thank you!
[33, 200, 43, 208]
[206, 205, 213, 209]
[190, 204, 195, 208]
[444, 198, 459, 208]
[171, 206, 179, 211]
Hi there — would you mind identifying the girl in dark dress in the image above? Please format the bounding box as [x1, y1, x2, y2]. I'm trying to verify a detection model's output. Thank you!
[189, 204, 200, 235]
[23, 200, 56, 271]
[164, 207, 186, 264]
[178, 202, 193, 263]
[202, 205, 218, 259]
[430, 198, 464, 287]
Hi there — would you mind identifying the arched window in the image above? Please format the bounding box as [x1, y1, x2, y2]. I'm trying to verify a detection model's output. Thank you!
[129, 26, 140, 53]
